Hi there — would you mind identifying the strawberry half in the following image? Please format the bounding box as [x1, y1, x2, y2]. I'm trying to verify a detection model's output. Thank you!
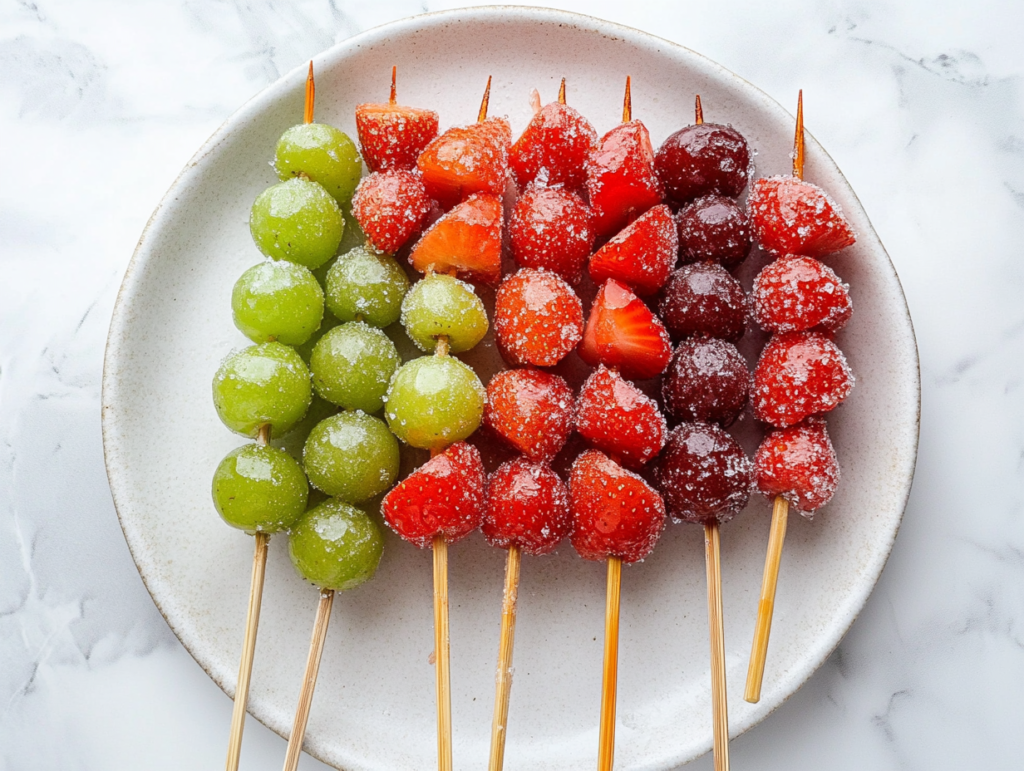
[509, 185, 595, 284]
[509, 101, 598, 191]
[417, 117, 512, 209]
[351, 170, 432, 254]
[409, 193, 503, 283]
[578, 280, 672, 381]
[587, 203, 678, 296]
[575, 365, 666, 469]
[381, 441, 485, 548]
[754, 417, 839, 514]
[356, 102, 439, 173]
[484, 368, 574, 461]
[494, 268, 584, 367]
[569, 449, 666, 563]
[586, 120, 664, 239]
[752, 255, 852, 334]
[483, 458, 572, 555]
[749, 176, 856, 257]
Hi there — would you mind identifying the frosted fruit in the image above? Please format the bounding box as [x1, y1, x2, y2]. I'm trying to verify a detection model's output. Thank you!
[250, 177, 345, 270]
[385, 356, 485, 450]
[212, 443, 309, 533]
[231, 261, 324, 345]
[303, 411, 400, 502]
[275, 123, 363, 204]
[288, 499, 384, 591]
[212, 342, 312, 438]
[401, 274, 489, 353]
[310, 322, 400, 413]
[325, 245, 410, 328]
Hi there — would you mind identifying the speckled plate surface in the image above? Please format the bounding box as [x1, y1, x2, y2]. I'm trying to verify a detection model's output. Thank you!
[101, 7, 920, 770]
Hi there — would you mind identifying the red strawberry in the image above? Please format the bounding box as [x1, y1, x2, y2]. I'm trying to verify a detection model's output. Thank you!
[755, 417, 839, 514]
[417, 118, 512, 209]
[752, 255, 852, 334]
[494, 268, 584, 367]
[575, 365, 666, 468]
[484, 368, 574, 461]
[409, 193, 503, 283]
[483, 458, 572, 555]
[753, 331, 854, 428]
[381, 441, 485, 548]
[587, 204, 677, 296]
[356, 102, 439, 173]
[509, 186, 594, 284]
[569, 449, 666, 563]
[586, 120, 663, 239]
[749, 176, 856, 257]
[351, 170, 432, 254]
[578, 280, 672, 381]
[509, 101, 598, 191]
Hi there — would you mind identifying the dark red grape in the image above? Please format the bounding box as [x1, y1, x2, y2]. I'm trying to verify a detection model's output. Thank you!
[661, 337, 750, 426]
[658, 262, 747, 343]
[654, 123, 751, 205]
[677, 195, 752, 269]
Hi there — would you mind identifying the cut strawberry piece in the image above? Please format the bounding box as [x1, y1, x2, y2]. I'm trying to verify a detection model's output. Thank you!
[417, 117, 512, 209]
[483, 458, 572, 555]
[752, 255, 852, 334]
[753, 331, 854, 428]
[586, 120, 663, 239]
[575, 365, 666, 469]
[509, 186, 594, 284]
[351, 170, 432, 254]
[587, 204, 677, 296]
[409, 193, 503, 283]
[755, 417, 839, 515]
[749, 176, 856, 257]
[569, 449, 666, 563]
[494, 268, 584, 367]
[578, 280, 672, 381]
[509, 101, 598, 191]
[484, 368, 574, 461]
[381, 441, 485, 548]
[356, 102, 439, 173]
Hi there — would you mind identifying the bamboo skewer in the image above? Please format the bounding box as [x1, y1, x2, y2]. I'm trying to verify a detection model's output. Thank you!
[282, 589, 335, 771]
[743, 90, 805, 704]
[704, 522, 730, 771]
[597, 556, 623, 771]
[433, 534, 453, 771]
[487, 545, 522, 771]
[303, 62, 315, 124]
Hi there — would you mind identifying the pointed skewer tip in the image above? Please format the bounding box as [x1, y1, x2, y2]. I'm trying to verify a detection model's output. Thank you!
[303, 61, 315, 124]
[695, 94, 704, 126]
[622, 76, 632, 123]
[793, 90, 805, 180]
[478, 76, 492, 122]
[558, 77, 566, 105]
[390, 65, 397, 104]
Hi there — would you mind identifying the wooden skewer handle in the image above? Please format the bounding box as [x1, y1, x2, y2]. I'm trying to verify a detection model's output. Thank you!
[705, 521, 730, 771]
[488, 545, 522, 771]
[744, 496, 790, 704]
[597, 556, 622, 771]
[433, 534, 453, 771]
[282, 589, 335, 771]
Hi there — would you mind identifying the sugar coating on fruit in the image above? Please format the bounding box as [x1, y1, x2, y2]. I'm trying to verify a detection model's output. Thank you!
[417, 117, 512, 208]
[656, 422, 753, 525]
[275, 122, 363, 204]
[654, 123, 751, 204]
[409, 193, 503, 283]
[400, 273, 489, 353]
[753, 331, 854, 427]
[494, 268, 584, 367]
[662, 337, 750, 426]
[755, 417, 839, 515]
[569, 449, 666, 563]
[352, 169, 432, 254]
[587, 120, 664, 238]
[509, 101, 598, 191]
[250, 177, 345, 270]
[752, 255, 852, 334]
[212, 444, 309, 533]
[588, 204, 678, 296]
[381, 441, 486, 547]
[484, 368, 574, 461]
[749, 176, 856, 258]
[302, 411, 400, 502]
[483, 458, 572, 555]
[310, 321, 400, 413]
[658, 262, 748, 343]
[356, 101, 439, 173]
[579, 279, 672, 381]
[324, 246, 409, 328]
[212, 342, 312, 438]
[677, 195, 752, 269]
[575, 365, 666, 469]
[232, 261, 324, 345]
[288, 499, 384, 591]
[509, 185, 595, 284]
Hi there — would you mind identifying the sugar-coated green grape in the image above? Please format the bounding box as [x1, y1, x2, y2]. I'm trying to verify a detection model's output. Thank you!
[311, 213, 367, 289]
[401, 274, 488, 353]
[310, 322, 400, 412]
[325, 246, 410, 328]
[303, 411, 399, 502]
[213, 342, 312, 437]
[212, 443, 308, 533]
[275, 123, 363, 205]
[385, 356, 485, 450]
[250, 178, 344, 270]
[288, 499, 383, 590]
[231, 261, 324, 345]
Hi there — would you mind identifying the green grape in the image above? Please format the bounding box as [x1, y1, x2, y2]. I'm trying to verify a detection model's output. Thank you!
[288, 498, 384, 590]
[303, 411, 399, 502]
[400, 274, 488, 353]
[310, 322, 400, 413]
[231, 261, 324, 345]
[325, 246, 410, 328]
[212, 443, 308, 533]
[310, 213, 367, 289]
[384, 355, 485, 450]
[275, 123, 362, 205]
[294, 309, 341, 364]
[250, 178, 344, 270]
[212, 342, 312, 437]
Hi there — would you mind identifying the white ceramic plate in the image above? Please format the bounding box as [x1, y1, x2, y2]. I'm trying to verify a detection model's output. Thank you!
[102, 7, 920, 770]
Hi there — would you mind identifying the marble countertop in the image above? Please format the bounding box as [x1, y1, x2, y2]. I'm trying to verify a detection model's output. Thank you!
[2, 1, 1022, 769]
